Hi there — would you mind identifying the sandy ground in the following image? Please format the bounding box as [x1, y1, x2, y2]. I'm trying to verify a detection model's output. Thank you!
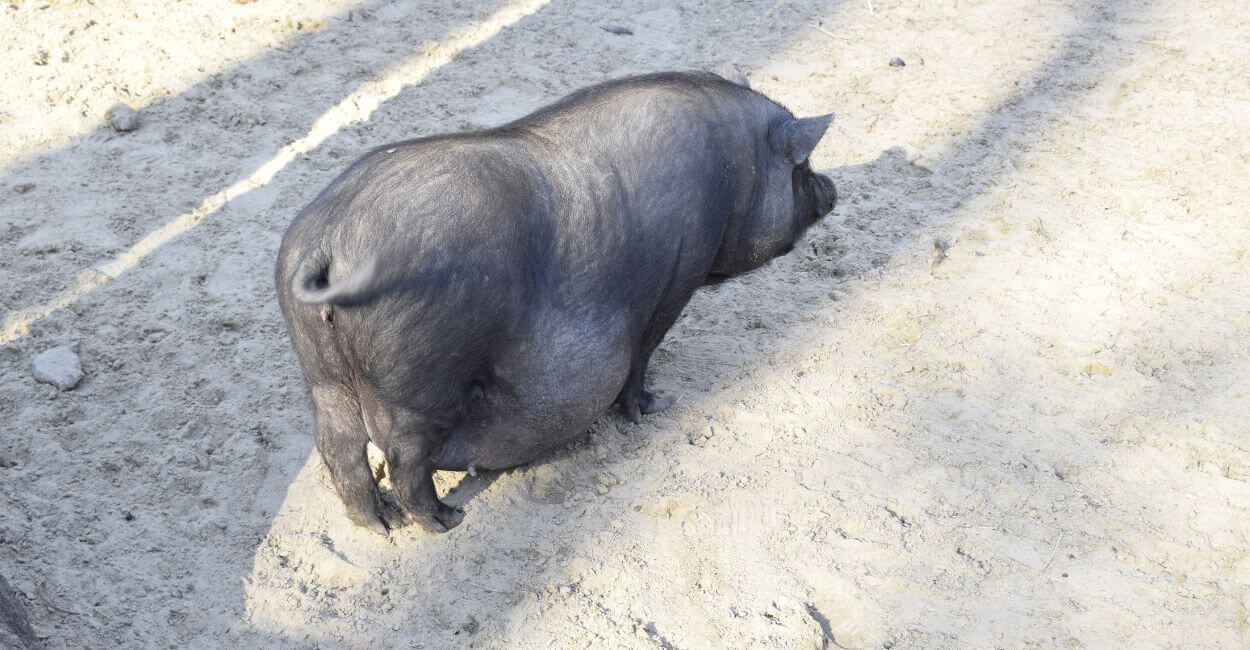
[2, 0, 1248, 647]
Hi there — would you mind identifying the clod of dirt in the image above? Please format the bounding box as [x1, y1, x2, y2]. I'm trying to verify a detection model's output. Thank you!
[933, 237, 951, 265]
[106, 102, 140, 132]
[889, 57, 906, 67]
[688, 421, 715, 446]
[594, 473, 618, 495]
[31, 343, 84, 391]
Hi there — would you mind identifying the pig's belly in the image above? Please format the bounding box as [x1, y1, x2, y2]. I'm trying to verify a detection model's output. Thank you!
[432, 317, 634, 470]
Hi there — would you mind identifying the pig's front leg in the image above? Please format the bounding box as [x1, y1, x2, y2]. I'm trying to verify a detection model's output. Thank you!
[383, 411, 464, 533]
[615, 290, 695, 424]
[615, 355, 676, 425]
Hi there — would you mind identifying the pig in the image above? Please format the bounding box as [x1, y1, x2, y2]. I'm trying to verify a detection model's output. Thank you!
[275, 71, 837, 534]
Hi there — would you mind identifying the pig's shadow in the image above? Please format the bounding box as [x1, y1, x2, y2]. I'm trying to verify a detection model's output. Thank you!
[442, 469, 505, 509]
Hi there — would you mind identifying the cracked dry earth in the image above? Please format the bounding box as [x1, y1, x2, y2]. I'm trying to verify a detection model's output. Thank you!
[1, 0, 1248, 647]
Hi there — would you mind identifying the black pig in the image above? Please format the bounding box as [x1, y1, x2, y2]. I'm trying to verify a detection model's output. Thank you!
[276, 71, 836, 534]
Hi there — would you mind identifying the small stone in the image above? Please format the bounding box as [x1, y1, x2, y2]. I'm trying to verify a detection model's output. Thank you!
[32, 343, 84, 390]
[12, 183, 35, 194]
[889, 57, 906, 67]
[596, 484, 609, 495]
[595, 472, 618, 487]
[601, 25, 633, 36]
[107, 102, 140, 132]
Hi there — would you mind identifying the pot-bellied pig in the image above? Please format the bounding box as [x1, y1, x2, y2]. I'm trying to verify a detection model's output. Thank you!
[276, 71, 837, 534]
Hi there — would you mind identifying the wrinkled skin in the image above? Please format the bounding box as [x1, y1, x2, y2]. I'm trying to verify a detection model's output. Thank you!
[275, 71, 837, 534]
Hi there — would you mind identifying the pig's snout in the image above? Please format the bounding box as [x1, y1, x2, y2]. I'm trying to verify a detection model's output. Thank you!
[814, 173, 837, 218]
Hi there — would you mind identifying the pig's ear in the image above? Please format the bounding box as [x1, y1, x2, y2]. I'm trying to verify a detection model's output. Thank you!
[771, 113, 835, 164]
[714, 65, 750, 88]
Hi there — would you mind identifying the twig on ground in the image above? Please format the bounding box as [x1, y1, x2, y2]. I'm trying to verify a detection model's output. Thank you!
[1041, 532, 1064, 574]
[1137, 39, 1182, 53]
[34, 582, 80, 617]
[807, 24, 849, 42]
[457, 579, 519, 595]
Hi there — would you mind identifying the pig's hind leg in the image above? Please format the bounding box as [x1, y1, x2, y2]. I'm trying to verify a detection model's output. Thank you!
[381, 409, 465, 533]
[311, 385, 399, 535]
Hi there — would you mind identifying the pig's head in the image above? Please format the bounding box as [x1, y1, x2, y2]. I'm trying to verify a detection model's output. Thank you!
[709, 112, 836, 280]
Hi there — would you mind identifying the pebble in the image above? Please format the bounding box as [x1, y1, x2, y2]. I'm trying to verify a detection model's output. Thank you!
[107, 102, 140, 132]
[32, 343, 84, 390]
[889, 57, 906, 67]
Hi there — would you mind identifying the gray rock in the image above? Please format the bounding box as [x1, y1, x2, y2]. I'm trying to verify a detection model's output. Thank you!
[889, 57, 906, 67]
[32, 343, 84, 391]
[107, 102, 140, 132]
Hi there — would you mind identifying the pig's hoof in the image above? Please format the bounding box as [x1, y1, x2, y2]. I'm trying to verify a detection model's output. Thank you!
[622, 403, 644, 425]
[376, 492, 407, 532]
[346, 508, 390, 536]
[641, 390, 676, 415]
[619, 390, 676, 424]
[416, 502, 465, 534]
[365, 518, 389, 536]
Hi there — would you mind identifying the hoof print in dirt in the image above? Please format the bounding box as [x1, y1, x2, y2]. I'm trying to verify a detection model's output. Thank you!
[277, 71, 837, 533]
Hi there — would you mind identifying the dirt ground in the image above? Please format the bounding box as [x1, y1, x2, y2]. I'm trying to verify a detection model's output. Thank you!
[1, 0, 1248, 647]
